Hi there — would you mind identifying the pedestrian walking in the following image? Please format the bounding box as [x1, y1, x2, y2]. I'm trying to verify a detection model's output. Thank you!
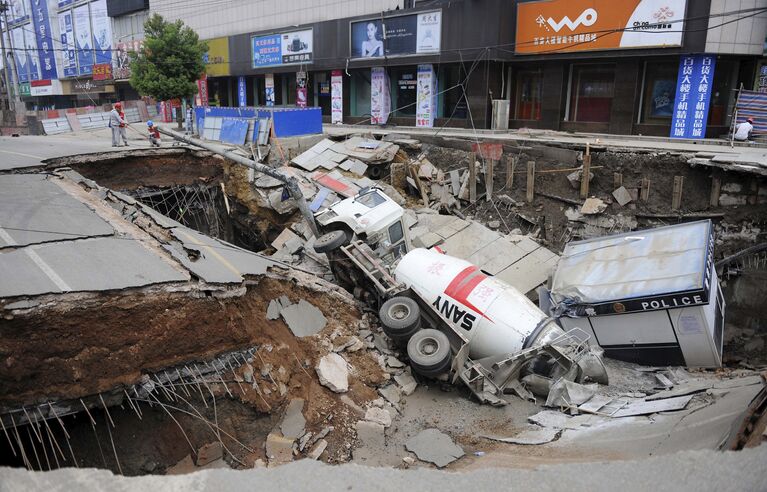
[109, 102, 129, 147]
[147, 120, 161, 147]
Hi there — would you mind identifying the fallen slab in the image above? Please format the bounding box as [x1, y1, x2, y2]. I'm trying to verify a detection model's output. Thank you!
[405, 429, 464, 468]
[482, 428, 561, 445]
[280, 299, 327, 337]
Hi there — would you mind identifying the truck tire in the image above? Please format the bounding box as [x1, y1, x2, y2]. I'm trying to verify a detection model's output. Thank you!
[313, 230, 348, 254]
[379, 296, 421, 343]
[407, 329, 452, 378]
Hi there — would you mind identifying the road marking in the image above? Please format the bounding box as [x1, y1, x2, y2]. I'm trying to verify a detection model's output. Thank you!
[0, 149, 45, 159]
[26, 247, 72, 291]
[174, 228, 242, 279]
[0, 229, 71, 291]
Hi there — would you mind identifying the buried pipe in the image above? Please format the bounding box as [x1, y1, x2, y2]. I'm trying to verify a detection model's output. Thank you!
[156, 127, 320, 238]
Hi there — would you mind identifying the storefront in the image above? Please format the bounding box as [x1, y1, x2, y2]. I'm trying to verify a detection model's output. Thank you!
[505, 0, 760, 138]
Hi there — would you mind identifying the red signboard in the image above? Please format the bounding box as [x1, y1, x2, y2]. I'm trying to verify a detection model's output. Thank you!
[196, 74, 209, 106]
[93, 63, 113, 81]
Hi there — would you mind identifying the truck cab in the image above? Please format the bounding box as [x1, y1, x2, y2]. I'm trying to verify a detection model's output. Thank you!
[313, 186, 410, 265]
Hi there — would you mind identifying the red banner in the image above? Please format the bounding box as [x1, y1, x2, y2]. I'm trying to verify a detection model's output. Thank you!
[196, 74, 209, 107]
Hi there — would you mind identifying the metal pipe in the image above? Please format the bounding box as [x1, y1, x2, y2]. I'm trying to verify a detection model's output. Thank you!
[156, 127, 320, 237]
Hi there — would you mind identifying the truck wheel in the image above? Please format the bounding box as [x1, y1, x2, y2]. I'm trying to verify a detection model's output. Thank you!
[313, 230, 348, 254]
[379, 296, 421, 343]
[407, 329, 452, 378]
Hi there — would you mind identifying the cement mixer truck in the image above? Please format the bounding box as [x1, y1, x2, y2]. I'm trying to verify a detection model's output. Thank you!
[313, 186, 607, 404]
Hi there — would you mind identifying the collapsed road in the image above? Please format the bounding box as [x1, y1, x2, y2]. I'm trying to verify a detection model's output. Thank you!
[0, 128, 765, 486]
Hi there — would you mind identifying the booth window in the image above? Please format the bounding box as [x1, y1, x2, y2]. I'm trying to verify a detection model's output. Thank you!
[514, 69, 542, 120]
[351, 70, 371, 117]
[569, 65, 615, 122]
[640, 62, 677, 123]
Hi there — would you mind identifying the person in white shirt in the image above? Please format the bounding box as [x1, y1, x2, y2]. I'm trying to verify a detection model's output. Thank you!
[733, 117, 754, 142]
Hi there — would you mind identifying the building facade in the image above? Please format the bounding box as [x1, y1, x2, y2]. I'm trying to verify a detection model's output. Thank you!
[3, 0, 767, 138]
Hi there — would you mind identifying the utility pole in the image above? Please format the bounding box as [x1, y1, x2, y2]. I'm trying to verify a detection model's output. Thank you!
[0, 0, 21, 118]
[0, 1, 13, 112]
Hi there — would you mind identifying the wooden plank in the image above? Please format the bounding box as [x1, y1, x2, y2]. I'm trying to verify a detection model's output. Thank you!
[672, 175, 684, 210]
[469, 152, 477, 204]
[486, 158, 495, 202]
[526, 160, 536, 203]
[709, 177, 721, 208]
[641, 178, 651, 201]
[748, 179, 759, 205]
[613, 172, 623, 189]
[506, 155, 516, 190]
[580, 154, 591, 199]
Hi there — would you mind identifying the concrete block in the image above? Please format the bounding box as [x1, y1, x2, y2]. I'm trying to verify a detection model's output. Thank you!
[195, 442, 223, 466]
[612, 186, 633, 207]
[316, 353, 349, 393]
[265, 433, 294, 465]
[364, 407, 392, 428]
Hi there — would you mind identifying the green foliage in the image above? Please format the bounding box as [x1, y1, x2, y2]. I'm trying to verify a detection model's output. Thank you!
[129, 14, 207, 101]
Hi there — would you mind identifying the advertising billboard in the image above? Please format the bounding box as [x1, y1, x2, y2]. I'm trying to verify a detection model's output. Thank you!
[331, 70, 343, 124]
[91, 0, 112, 66]
[370, 67, 390, 125]
[59, 9, 76, 77]
[416, 64, 437, 128]
[74, 4, 92, 75]
[113, 40, 141, 80]
[515, 0, 686, 54]
[30, 0, 59, 80]
[24, 24, 41, 80]
[670, 55, 715, 139]
[10, 0, 28, 24]
[12, 27, 28, 82]
[251, 29, 312, 68]
[351, 10, 441, 59]
[204, 37, 230, 76]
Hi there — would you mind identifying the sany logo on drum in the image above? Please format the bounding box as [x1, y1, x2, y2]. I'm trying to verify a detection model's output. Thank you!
[536, 8, 597, 33]
[432, 266, 493, 330]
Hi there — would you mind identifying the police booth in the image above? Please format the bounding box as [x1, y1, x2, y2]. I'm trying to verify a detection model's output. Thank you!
[544, 220, 724, 368]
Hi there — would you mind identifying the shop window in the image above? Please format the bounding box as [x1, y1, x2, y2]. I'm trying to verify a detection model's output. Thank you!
[569, 65, 615, 123]
[439, 65, 466, 119]
[315, 72, 331, 115]
[514, 69, 542, 120]
[708, 59, 737, 127]
[640, 62, 677, 123]
[351, 70, 371, 117]
[391, 67, 417, 117]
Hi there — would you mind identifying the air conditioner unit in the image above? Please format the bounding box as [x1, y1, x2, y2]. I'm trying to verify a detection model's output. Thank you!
[491, 99, 509, 130]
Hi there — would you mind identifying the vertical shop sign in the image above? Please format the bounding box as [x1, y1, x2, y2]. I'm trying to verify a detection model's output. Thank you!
[238, 76, 247, 107]
[59, 9, 76, 77]
[296, 71, 307, 108]
[74, 4, 93, 75]
[12, 27, 28, 82]
[670, 55, 716, 139]
[265, 74, 275, 106]
[30, 0, 58, 80]
[370, 67, 390, 125]
[331, 70, 343, 124]
[416, 64, 437, 128]
[196, 74, 209, 106]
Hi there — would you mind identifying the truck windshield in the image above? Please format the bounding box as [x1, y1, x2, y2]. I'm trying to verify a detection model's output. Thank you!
[356, 191, 386, 208]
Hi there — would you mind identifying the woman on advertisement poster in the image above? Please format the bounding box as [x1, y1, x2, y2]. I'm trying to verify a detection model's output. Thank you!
[361, 22, 383, 58]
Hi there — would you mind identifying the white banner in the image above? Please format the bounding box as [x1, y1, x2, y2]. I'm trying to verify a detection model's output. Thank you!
[59, 9, 76, 77]
[416, 64, 436, 127]
[90, 0, 112, 66]
[24, 26, 41, 81]
[12, 27, 27, 82]
[416, 11, 441, 54]
[74, 4, 92, 75]
[370, 67, 390, 125]
[265, 73, 275, 106]
[331, 70, 343, 124]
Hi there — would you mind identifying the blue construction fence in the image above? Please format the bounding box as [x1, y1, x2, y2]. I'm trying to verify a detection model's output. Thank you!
[194, 106, 322, 145]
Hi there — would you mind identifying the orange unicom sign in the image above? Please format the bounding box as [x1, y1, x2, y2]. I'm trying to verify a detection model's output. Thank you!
[515, 0, 687, 54]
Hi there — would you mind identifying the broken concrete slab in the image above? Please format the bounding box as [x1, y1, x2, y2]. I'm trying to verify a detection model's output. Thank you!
[307, 439, 328, 460]
[266, 299, 282, 320]
[316, 353, 349, 393]
[280, 398, 306, 440]
[645, 381, 713, 401]
[545, 380, 597, 407]
[365, 407, 392, 428]
[612, 186, 633, 207]
[581, 197, 608, 215]
[354, 420, 386, 464]
[265, 433, 294, 465]
[482, 428, 560, 445]
[195, 441, 223, 466]
[612, 394, 694, 417]
[280, 299, 327, 337]
[405, 429, 464, 468]
[394, 372, 418, 396]
[379, 384, 401, 405]
[271, 228, 301, 251]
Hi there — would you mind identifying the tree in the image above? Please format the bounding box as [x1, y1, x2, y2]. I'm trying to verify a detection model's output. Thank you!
[130, 14, 207, 128]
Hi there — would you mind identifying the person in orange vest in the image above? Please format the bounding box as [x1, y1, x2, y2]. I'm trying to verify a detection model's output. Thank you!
[147, 120, 161, 147]
[109, 102, 129, 147]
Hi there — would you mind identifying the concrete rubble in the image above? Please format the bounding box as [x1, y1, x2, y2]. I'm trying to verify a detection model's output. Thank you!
[316, 353, 349, 393]
[405, 429, 465, 468]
